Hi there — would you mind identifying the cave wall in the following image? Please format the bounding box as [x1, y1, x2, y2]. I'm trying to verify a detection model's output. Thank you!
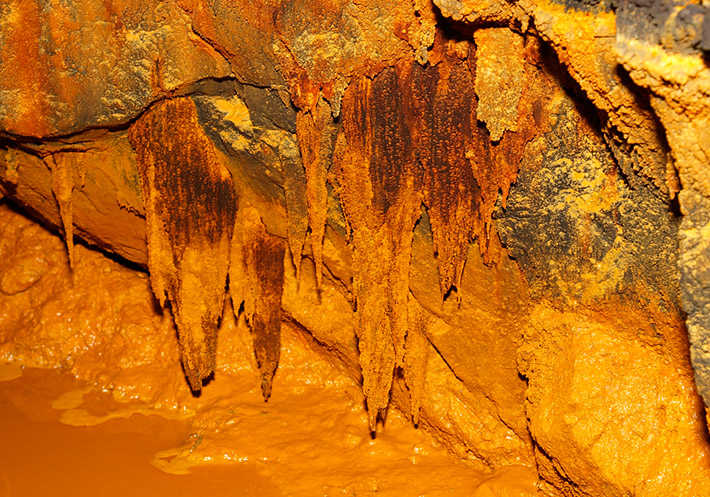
[1, 0, 710, 495]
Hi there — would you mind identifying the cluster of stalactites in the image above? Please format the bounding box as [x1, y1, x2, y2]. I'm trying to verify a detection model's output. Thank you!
[294, 31, 537, 428]
[128, 97, 285, 398]
[51, 30, 537, 428]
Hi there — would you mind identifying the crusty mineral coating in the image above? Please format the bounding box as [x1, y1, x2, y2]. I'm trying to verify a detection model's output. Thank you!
[230, 206, 286, 400]
[128, 97, 237, 392]
[334, 66, 422, 429]
[405, 50, 483, 296]
[615, 7, 710, 411]
[474, 28, 525, 142]
[515, 0, 675, 198]
[1, 0, 710, 495]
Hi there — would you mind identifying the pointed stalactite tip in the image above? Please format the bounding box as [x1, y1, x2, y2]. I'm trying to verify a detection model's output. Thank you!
[366, 395, 388, 434]
[187, 375, 202, 394]
[183, 354, 215, 394]
[183, 364, 203, 394]
[368, 408, 379, 435]
[261, 375, 273, 401]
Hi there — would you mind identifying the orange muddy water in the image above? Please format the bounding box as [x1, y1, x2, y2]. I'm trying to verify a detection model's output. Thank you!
[0, 367, 281, 497]
[0, 364, 538, 497]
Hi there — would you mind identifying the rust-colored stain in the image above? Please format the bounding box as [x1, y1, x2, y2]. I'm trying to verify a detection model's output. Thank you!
[230, 207, 286, 400]
[404, 50, 483, 295]
[334, 65, 422, 429]
[296, 99, 334, 289]
[128, 97, 237, 392]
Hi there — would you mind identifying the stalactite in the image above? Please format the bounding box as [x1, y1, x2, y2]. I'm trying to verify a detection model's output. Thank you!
[296, 98, 335, 290]
[49, 154, 76, 268]
[229, 206, 286, 400]
[326, 38, 542, 426]
[280, 142, 309, 278]
[127, 26, 537, 426]
[404, 37, 538, 288]
[403, 48, 483, 296]
[128, 97, 237, 393]
[404, 296, 431, 426]
[334, 66, 422, 430]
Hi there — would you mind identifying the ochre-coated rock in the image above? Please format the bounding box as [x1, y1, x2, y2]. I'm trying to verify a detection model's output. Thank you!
[2, 0, 710, 495]
[615, 2, 710, 410]
[0, 199, 535, 471]
[0, 134, 147, 264]
[0, 203, 548, 496]
[402, 297, 431, 425]
[520, 302, 710, 497]
[474, 28, 525, 142]
[0, 0, 231, 137]
[0, 203, 177, 383]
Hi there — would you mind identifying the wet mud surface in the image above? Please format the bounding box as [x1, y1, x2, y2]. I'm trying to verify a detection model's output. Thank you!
[0, 364, 538, 497]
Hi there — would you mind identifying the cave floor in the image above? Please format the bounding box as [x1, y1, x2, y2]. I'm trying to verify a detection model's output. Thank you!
[0, 366, 282, 497]
[0, 364, 538, 497]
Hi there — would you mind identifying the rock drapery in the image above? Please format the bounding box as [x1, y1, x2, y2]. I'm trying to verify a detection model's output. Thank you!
[2, 0, 710, 495]
[128, 97, 237, 392]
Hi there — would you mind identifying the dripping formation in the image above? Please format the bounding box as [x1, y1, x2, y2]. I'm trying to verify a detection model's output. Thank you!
[49, 154, 77, 269]
[35, 31, 562, 424]
[229, 206, 286, 399]
[111, 31, 549, 424]
[128, 97, 237, 392]
[3, 0, 710, 494]
[302, 35, 544, 426]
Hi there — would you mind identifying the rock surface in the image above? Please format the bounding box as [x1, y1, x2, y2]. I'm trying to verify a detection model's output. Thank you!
[615, 0, 710, 415]
[2, 0, 710, 495]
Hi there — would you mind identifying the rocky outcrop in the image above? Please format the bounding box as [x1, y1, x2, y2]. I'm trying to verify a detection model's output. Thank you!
[614, 0, 710, 414]
[1, 0, 710, 495]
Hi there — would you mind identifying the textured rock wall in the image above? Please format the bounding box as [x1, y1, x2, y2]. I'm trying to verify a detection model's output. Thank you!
[614, 0, 710, 413]
[1, 0, 710, 495]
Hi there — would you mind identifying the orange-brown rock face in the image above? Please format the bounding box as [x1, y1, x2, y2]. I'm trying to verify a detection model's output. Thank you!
[2, 0, 710, 495]
[613, 0, 710, 423]
[0, 0, 231, 137]
[520, 302, 710, 497]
